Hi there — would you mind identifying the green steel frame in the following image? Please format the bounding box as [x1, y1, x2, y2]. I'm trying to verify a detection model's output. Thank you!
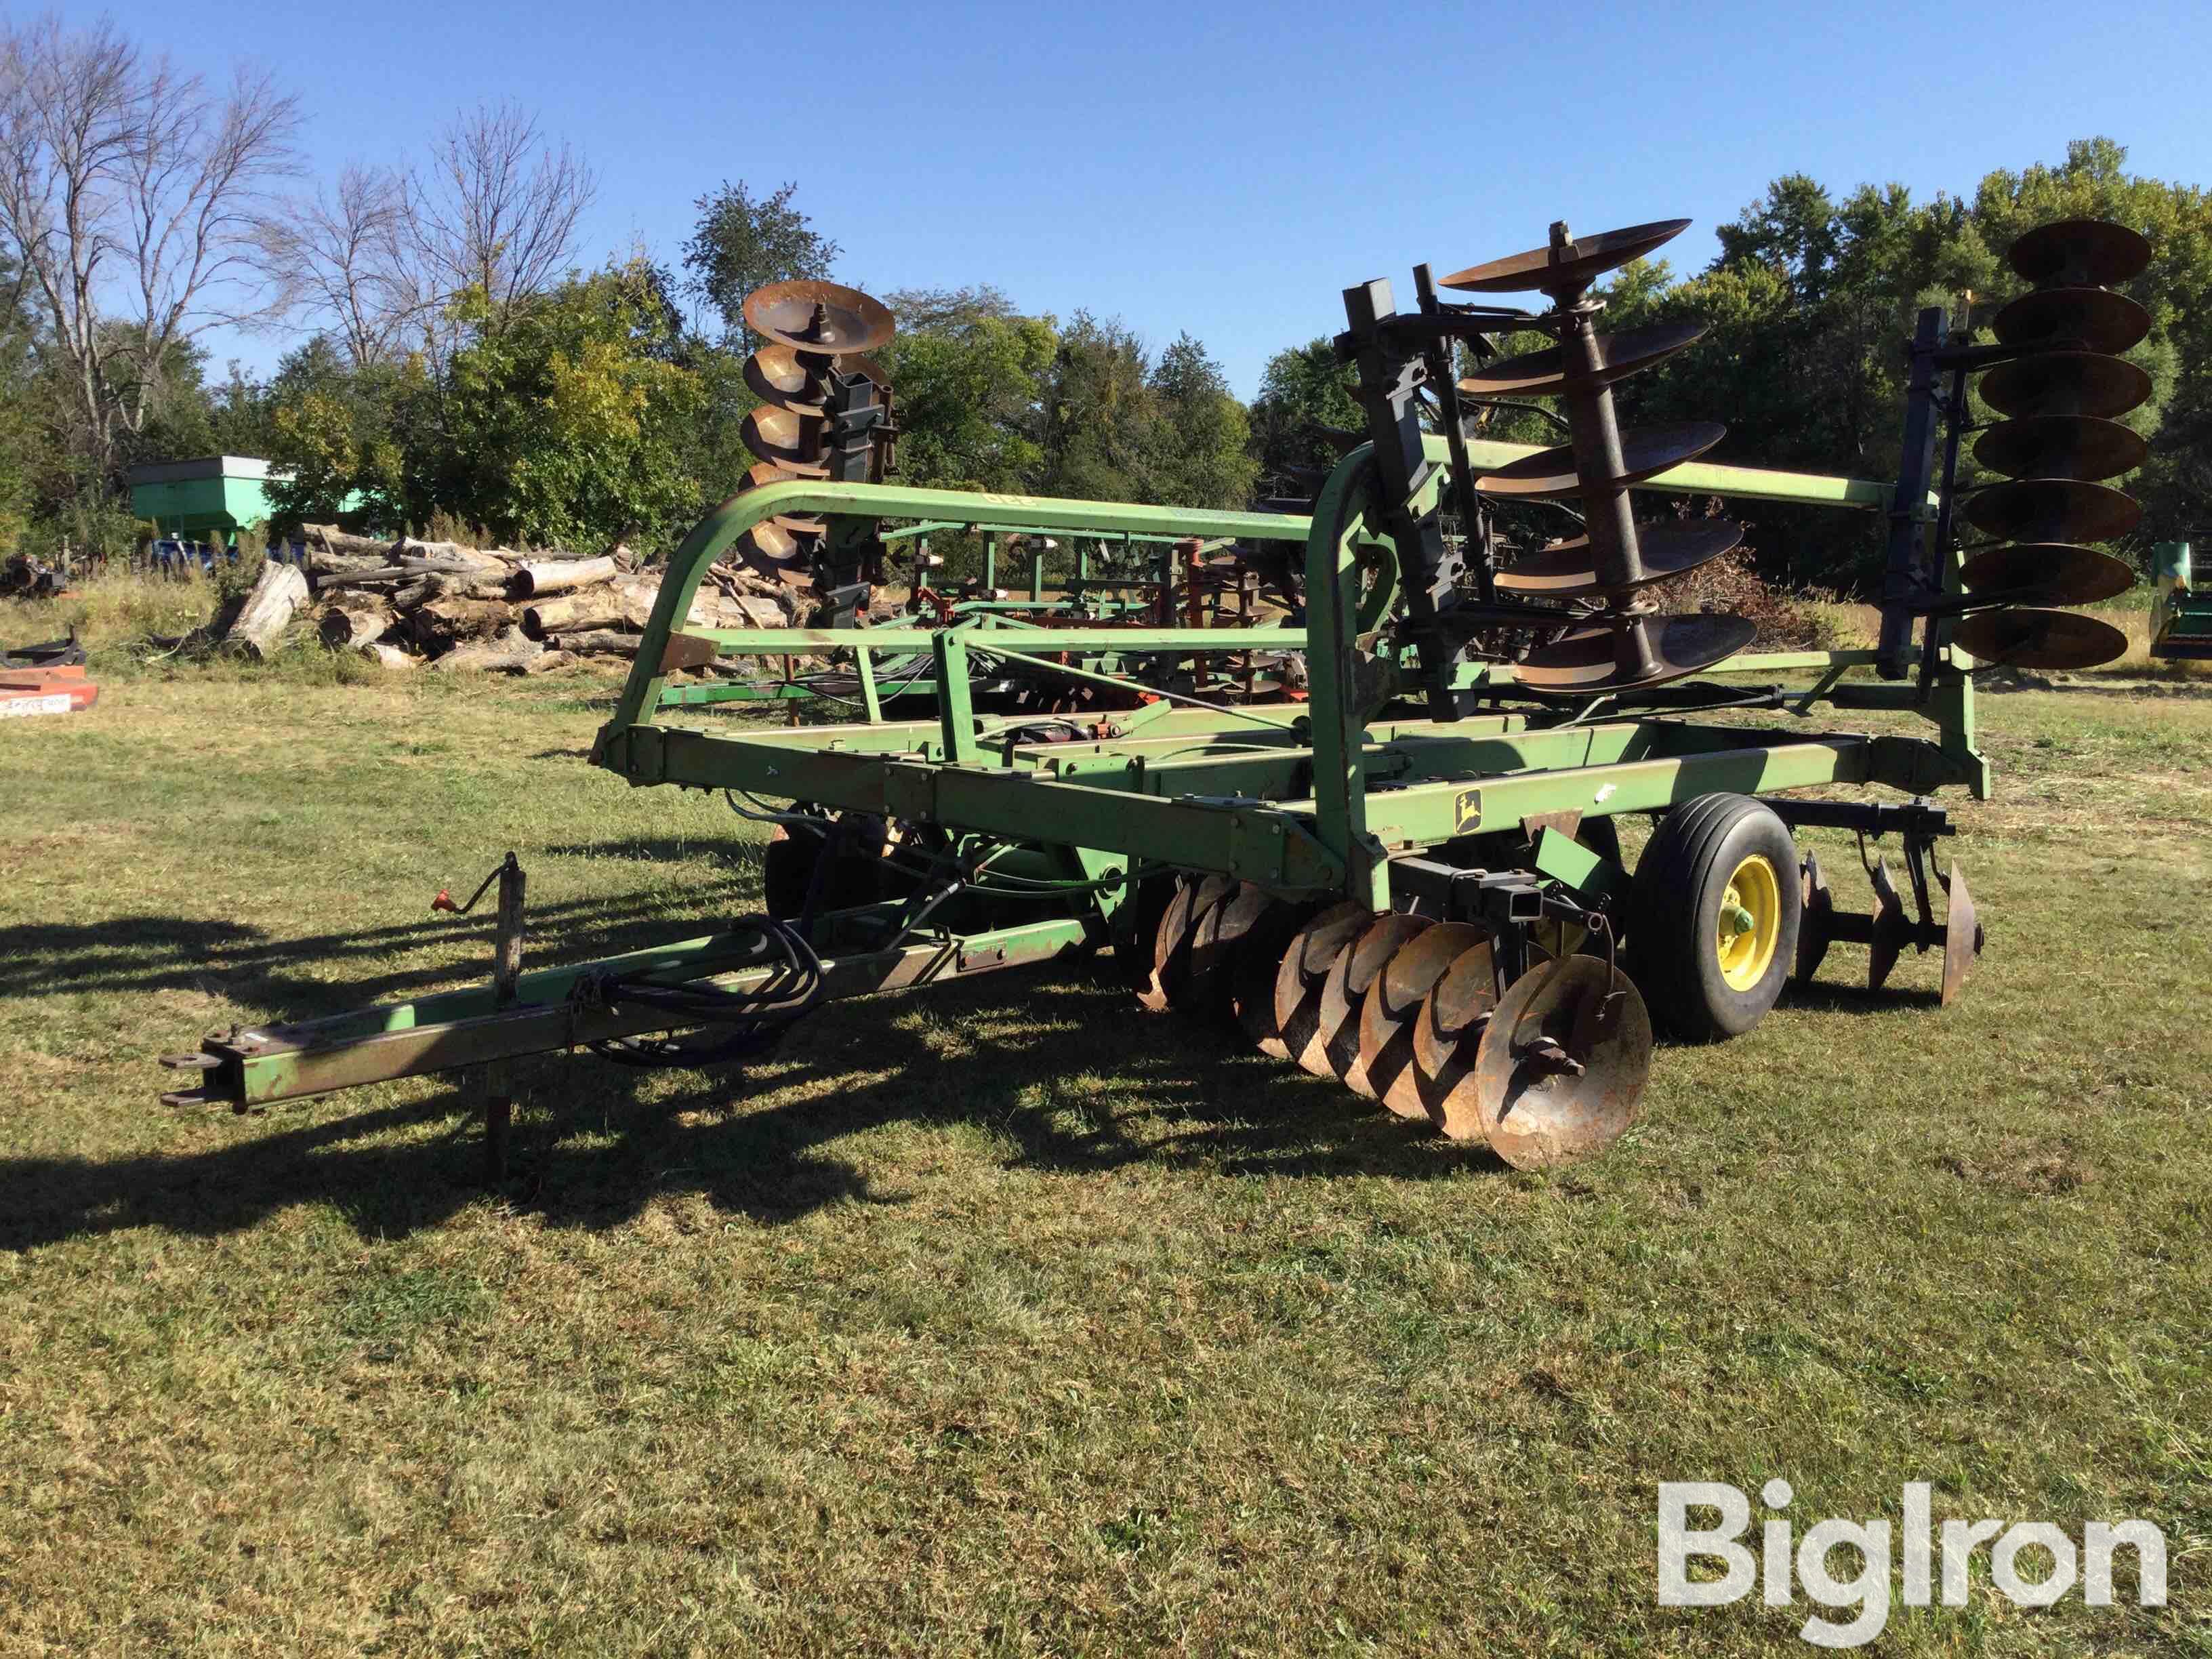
[591, 437, 1980, 918]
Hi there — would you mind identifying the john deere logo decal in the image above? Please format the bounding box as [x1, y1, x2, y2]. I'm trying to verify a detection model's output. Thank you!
[1453, 789, 1481, 834]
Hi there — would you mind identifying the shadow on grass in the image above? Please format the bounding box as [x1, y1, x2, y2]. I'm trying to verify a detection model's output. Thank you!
[0, 969, 1502, 1254]
[2045, 674, 2212, 700]
[1782, 979, 1944, 1015]
[0, 882, 756, 1012]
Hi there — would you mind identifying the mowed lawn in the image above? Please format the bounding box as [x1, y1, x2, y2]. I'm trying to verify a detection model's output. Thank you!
[2, 656, 2209, 1656]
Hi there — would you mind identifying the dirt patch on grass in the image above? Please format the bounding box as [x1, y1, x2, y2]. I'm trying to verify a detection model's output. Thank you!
[1938, 1136, 2100, 1196]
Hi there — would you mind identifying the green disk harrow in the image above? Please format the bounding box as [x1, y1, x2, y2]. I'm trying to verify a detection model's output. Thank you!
[158, 214, 2156, 1182]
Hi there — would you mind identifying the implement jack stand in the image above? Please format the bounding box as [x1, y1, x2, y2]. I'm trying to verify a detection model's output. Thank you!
[483, 853, 526, 1183]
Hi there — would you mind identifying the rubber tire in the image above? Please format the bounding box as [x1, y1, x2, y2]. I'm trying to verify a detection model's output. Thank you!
[1629, 793, 1801, 1042]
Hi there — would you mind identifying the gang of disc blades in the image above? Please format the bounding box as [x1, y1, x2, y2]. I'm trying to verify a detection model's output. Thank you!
[2007, 218, 2152, 289]
[1964, 476, 2141, 545]
[1140, 875, 1233, 1014]
[1311, 914, 1432, 1094]
[1474, 422, 1727, 498]
[741, 404, 830, 473]
[1183, 880, 1277, 1021]
[1456, 319, 1708, 396]
[1975, 350, 2150, 421]
[1493, 520, 1743, 598]
[1273, 901, 1374, 1074]
[1228, 895, 1316, 1058]
[1471, 958, 1653, 1170]
[1953, 607, 2129, 670]
[1513, 613, 1759, 693]
[1992, 286, 2150, 354]
[1439, 218, 1691, 295]
[1973, 414, 2147, 483]
[1356, 922, 1488, 1121]
[1411, 938, 1500, 1141]
[741, 279, 895, 354]
[744, 344, 835, 414]
[1959, 542, 2135, 606]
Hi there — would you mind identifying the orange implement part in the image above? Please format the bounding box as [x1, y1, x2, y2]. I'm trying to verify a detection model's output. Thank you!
[0, 662, 98, 717]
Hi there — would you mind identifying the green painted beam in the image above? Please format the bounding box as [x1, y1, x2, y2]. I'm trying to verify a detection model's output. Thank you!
[1345, 737, 1880, 849]
[180, 918, 1094, 1107]
[1437, 436, 1895, 510]
[684, 625, 1309, 655]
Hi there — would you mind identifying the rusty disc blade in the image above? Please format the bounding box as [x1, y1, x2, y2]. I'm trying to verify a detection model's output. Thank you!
[1114, 876, 1178, 989]
[1357, 922, 1488, 1120]
[1973, 414, 2147, 482]
[1953, 606, 2128, 671]
[736, 461, 825, 534]
[1440, 218, 1691, 295]
[1185, 880, 1275, 1022]
[1514, 613, 1757, 693]
[1964, 477, 2140, 545]
[733, 518, 815, 575]
[1941, 861, 1982, 1008]
[1412, 937, 1500, 1141]
[1992, 287, 2150, 354]
[1140, 875, 1233, 1013]
[2007, 218, 2152, 289]
[1867, 855, 1906, 992]
[1457, 320, 1708, 396]
[1471, 958, 1652, 1169]
[1273, 901, 1372, 1071]
[1959, 543, 2135, 606]
[1312, 914, 1432, 1094]
[1230, 895, 1317, 1057]
[1475, 422, 1727, 498]
[744, 344, 834, 413]
[1795, 850, 1832, 985]
[1976, 350, 2150, 421]
[741, 405, 830, 472]
[741, 279, 895, 355]
[1493, 521, 1743, 598]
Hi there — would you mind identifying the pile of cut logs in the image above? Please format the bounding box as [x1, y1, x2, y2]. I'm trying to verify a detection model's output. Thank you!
[203, 525, 802, 672]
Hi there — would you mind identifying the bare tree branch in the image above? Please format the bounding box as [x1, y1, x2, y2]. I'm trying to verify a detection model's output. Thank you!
[0, 14, 298, 471]
[260, 162, 409, 367]
[402, 100, 594, 348]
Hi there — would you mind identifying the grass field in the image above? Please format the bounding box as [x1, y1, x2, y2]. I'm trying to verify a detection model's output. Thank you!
[3, 630, 2211, 1654]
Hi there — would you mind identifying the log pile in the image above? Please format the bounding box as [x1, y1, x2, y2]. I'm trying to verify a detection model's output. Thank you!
[285, 525, 806, 674]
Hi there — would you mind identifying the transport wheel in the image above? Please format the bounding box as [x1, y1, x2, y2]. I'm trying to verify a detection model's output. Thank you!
[1631, 793, 1800, 1041]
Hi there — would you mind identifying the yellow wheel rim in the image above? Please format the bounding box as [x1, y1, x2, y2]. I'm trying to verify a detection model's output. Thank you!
[1715, 853, 1782, 991]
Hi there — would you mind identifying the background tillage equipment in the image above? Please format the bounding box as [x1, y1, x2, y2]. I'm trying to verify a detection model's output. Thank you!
[158, 217, 2156, 1181]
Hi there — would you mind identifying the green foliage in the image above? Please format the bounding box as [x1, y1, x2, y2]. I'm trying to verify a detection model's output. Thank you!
[266, 338, 415, 531]
[1038, 316, 1255, 509]
[878, 286, 1054, 494]
[1248, 336, 1361, 491]
[682, 180, 839, 346]
[408, 261, 705, 551]
[211, 524, 268, 606]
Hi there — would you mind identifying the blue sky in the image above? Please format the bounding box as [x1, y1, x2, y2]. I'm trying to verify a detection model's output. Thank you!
[110, 0, 2212, 396]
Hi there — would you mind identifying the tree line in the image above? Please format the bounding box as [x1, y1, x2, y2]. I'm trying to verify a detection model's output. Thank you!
[0, 11, 2200, 593]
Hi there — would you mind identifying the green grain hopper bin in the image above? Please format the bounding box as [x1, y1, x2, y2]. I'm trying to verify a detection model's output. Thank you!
[124, 455, 279, 543]
[2150, 541, 2211, 659]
